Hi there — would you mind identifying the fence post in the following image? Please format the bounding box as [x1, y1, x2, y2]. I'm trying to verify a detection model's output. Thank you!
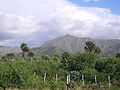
[95, 75, 97, 85]
[82, 75, 85, 86]
[67, 75, 69, 84]
[56, 74, 58, 82]
[44, 73, 46, 82]
[68, 74, 70, 83]
[108, 76, 111, 87]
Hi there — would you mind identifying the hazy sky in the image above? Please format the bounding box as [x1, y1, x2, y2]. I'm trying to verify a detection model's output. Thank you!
[0, 0, 120, 47]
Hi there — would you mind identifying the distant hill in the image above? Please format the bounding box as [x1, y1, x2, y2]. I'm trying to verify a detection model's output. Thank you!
[32, 34, 120, 57]
[0, 46, 21, 56]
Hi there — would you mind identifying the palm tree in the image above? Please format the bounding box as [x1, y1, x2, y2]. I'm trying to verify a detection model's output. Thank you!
[20, 43, 29, 60]
[84, 41, 101, 54]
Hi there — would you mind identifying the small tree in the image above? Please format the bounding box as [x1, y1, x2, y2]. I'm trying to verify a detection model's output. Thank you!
[27, 51, 35, 60]
[1, 53, 15, 61]
[115, 53, 120, 58]
[61, 52, 70, 63]
[41, 54, 50, 60]
[6, 53, 15, 61]
[1, 56, 7, 61]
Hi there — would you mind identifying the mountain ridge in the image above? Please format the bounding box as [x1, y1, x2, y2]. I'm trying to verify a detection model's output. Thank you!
[32, 34, 120, 57]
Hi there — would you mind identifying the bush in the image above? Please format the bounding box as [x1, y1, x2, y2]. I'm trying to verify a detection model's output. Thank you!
[0, 59, 67, 89]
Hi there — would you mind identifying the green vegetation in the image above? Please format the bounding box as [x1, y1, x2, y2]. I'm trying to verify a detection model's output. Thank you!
[0, 41, 120, 90]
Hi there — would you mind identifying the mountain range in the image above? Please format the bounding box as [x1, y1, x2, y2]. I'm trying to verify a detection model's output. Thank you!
[32, 34, 120, 57]
[1, 34, 120, 57]
[0, 46, 21, 56]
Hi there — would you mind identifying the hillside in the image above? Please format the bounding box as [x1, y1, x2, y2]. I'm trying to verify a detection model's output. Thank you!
[0, 46, 21, 56]
[32, 46, 65, 56]
[32, 34, 120, 57]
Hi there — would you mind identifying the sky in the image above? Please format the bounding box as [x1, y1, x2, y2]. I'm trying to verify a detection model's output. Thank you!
[0, 0, 120, 47]
[69, 0, 120, 15]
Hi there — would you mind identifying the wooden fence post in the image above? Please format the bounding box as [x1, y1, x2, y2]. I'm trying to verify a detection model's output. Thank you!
[68, 74, 70, 83]
[82, 75, 85, 86]
[44, 73, 46, 82]
[108, 76, 111, 87]
[67, 75, 69, 84]
[95, 75, 97, 85]
[56, 74, 58, 82]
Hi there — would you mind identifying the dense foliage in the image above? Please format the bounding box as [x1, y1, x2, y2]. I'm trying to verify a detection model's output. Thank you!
[0, 41, 120, 89]
[0, 59, 67, 89]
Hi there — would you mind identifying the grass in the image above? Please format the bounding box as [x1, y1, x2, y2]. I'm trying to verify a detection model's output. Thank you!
[2, 86, 119, 90]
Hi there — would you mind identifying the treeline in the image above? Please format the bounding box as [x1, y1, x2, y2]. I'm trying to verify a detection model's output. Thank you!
[0, 41, 120, 90]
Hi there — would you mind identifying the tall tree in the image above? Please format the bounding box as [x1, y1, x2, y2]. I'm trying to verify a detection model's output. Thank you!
[20, 43, 29, 60]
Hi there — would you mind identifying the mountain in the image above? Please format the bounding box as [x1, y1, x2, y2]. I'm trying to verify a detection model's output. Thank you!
[0, 46, 21, 56]
[32, 34, 120, 57]
[32, 46, 65, 56]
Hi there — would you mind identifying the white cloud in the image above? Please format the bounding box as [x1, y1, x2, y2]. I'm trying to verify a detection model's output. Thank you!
[0, 0, 120, 46]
